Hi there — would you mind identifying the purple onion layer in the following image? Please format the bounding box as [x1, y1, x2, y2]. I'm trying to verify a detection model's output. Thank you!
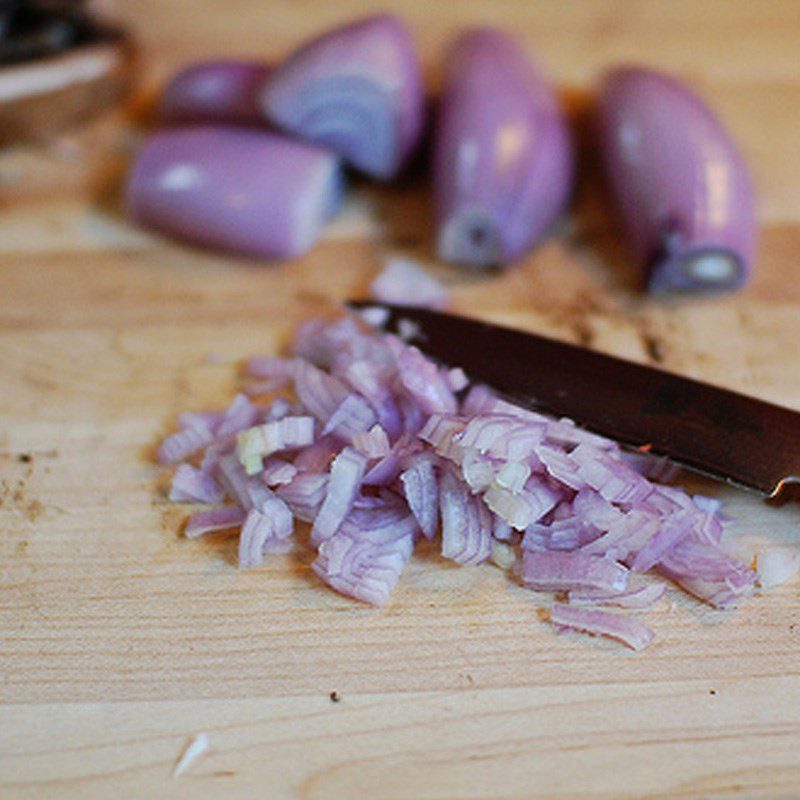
[433, 28, 573, 269]
[595, 66, 757, 293]
[126, 127, 343, 260]
[261, 14, 425, 180]
[160, 60, 271, 125]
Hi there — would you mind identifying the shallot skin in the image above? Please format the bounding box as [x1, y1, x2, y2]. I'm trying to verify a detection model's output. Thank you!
[596, 66, 757, 293]
[160, 60, 270, 125]
[261, 14, 424, 180]
[433, 28, 573, 269]
[126, 127, 343, 260]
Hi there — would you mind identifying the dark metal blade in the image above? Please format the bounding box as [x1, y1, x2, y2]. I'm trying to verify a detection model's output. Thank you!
[350, 302, 800, 502]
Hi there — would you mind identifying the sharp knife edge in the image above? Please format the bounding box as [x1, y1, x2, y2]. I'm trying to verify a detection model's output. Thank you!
[348, 302, 800, 504]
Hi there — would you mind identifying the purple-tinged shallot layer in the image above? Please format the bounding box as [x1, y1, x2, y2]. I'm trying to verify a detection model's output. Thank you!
[261, 14, 424, 179]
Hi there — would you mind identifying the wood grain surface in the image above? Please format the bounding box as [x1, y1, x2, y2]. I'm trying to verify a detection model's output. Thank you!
[1, 2, 799, 798]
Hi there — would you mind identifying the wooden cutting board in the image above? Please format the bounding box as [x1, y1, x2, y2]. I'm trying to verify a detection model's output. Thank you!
[1, 2, 799, 798]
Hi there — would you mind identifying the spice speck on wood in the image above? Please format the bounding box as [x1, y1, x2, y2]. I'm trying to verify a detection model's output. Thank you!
[329, 691, 341, 703]
[641, 332, 666, 364]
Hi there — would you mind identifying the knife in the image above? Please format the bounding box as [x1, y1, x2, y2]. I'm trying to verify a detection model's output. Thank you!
[348, 302, 800, 504]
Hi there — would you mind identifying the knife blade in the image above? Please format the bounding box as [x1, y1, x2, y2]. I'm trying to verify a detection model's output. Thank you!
[349, 302, 800, 503]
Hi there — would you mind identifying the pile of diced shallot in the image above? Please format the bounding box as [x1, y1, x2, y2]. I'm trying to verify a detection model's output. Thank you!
[158, 313, 759, 650]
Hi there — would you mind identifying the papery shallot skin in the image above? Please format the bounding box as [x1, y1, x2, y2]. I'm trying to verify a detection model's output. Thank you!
[596, 66, 757, 293]
[433, 28, 573, 268]
[261, 14, 425, 179]
[126, 127, 343, 259]
[160, 61, 270, 124]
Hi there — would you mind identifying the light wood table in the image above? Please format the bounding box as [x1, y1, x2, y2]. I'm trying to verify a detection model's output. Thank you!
[1, 2, 799, 797]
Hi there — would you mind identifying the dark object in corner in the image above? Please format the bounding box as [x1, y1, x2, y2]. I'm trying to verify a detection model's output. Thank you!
[0, 1, 131, 146]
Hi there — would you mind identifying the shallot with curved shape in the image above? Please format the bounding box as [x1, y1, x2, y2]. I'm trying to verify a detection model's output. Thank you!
[126, 127, 344, 260]
[595, 66, 757, 293]
[433, 28, 573, 268]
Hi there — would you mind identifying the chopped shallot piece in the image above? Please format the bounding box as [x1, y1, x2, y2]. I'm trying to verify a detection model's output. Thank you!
[322, 394, 377, 440]
[358, 305, 391, 328]
[311, 448, 368, 543]
[173, 732, 210, 778]
[568, 582, 666, 609]
[238, 496, 294, 568]
[352, 424, 391, 458]
[185, 506, 246, 538]
[550, 603, 654, 651]
[523, 550, 629, 593]
[260, 458, 298, 486]
[445, 367, 469, 392]
[276, 472, 329, 522]
[400, 457, 439, 539]
[369, 257, 449, 310]
[237, 416, 315, 475]
[756, 549, 800, 590]
[216, 393, 260, 438]
[439, 468, 492, 565]
[491, 540, 517, 569]
[169, 464, 223, 504]
[158, 425, 214, 465]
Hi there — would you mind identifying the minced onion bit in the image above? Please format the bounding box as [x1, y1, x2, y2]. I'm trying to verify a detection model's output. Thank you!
[755, 548, 800, 591]
[159, 314, 762, 650]
[173, 732, 210, 778]
[370, 257, 449, 310]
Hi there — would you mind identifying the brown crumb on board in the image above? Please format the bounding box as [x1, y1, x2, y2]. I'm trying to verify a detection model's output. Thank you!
[640, 332, 666, 364]
[571, 319, 594, 347]
[22, 499, 44, 522]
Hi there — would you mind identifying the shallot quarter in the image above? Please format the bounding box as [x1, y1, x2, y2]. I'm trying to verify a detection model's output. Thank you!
[433, 27, 573, 268]
[261, 14, 425, 179]
[126, 127, 343, 260]
[595, 66, 757, 293]
[157, 313, 762, 651]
